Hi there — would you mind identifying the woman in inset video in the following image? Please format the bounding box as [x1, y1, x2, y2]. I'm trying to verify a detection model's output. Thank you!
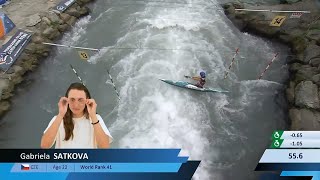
[41, 82, 113, 149]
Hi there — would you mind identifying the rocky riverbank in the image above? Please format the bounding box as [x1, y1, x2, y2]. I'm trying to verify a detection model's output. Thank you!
[223, 0, 320, 129]
[0, 0, 95, 118]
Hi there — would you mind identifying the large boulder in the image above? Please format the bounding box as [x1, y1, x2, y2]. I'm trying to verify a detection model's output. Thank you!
[295, 81, 320, 109]
[66, 7, 81, 18]
[47, 11, 61, 24]
[42, 27, 60, 40]
[290, 108, 320, 130]
[291, 36, 308, 54]
[294, 65, 318, 83]
[78, 6, 90, 16]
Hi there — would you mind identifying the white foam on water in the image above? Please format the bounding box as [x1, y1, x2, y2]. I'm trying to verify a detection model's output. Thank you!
[90, 7, 115, 24]
[87, 47, 110, 64]
[58, 15, 92, 54]
[83, 1, 287, 179]
[104, 1, 236, 179]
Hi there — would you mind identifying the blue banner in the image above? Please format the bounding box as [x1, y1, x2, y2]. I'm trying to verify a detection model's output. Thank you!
[0, 149, 188, 162]
[0, 29, 32, 71]
[281, 171, 319, 179]
[0, 149, 200, 179]
[10, 163, 182, 173]
[0, 162, 200, 180]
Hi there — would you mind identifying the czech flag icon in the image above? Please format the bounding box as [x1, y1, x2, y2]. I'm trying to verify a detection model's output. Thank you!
[21, 164, 30, 170]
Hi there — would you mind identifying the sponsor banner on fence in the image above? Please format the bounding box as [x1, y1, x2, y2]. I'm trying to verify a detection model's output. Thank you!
[0, 30, 32, 71]
[54, 0, 76, 13]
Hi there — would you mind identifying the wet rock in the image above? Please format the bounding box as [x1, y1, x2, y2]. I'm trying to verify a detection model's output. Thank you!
[289, 63, 302, 73]
[25, 43, 50, 57]
[295, 81, 320, 109]
[287, 54, 305, 64]
[42, 27, 60, 40]
[59, 13, 71, 22]
[223, 3, 247, 30]
[294, 65, 318, 83]
[290, 108, 320, 130]
[0, 101, 10, 116]
[291, 36, 308, 54]
[304, 44, 320, 66]
[66, 7, 81, 18]
[66, 16, 77, 26]
[78, 6, 90, 16]
[280, 29, 305, 44]
[18, 55, 38, 72]
[58, 24, 70, 32]
[306, 29, 320, 43]
[312, 74, 320, 86]
[315, 60, 320, 69]
[247, 20, 279, 38]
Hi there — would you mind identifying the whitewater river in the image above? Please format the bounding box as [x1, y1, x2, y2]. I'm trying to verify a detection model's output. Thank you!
[0, 0, 289, 179]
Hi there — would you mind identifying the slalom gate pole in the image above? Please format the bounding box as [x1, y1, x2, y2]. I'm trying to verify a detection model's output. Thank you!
[258, 52, 279, 80]
[224, 48, 239, 79]
[107, 69, 120, 100]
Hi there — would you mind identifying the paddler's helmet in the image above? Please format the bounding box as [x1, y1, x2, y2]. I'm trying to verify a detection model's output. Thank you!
[200, 71, 206, 78]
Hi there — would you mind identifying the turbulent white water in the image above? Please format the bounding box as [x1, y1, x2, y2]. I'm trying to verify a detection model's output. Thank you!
[0, 0, 288, 179]
[83, 0, 287, 179]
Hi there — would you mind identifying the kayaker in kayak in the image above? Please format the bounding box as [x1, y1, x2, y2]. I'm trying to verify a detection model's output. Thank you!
[185, 71, 206, 88]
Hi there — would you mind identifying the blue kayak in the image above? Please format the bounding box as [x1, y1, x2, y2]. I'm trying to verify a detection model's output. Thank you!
[160, 79, 229, 93]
